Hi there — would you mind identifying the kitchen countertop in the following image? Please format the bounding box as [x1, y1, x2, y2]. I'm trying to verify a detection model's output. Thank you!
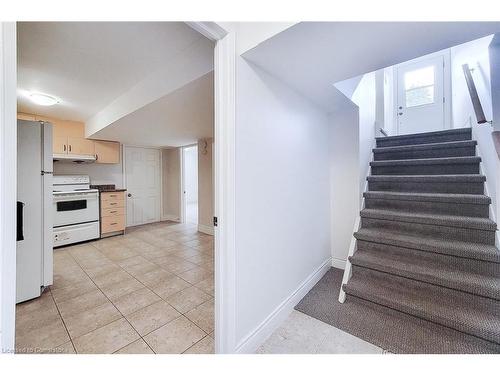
[90, 184, 127, 193]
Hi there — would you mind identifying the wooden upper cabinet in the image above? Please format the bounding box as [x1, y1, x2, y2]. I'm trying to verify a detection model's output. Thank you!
[68, 137, 95, 156]
[53, 136, 68, 154]
[95, 140, 120, 164]
[18, 112, 120, 161]
[17, 113, 36, 121]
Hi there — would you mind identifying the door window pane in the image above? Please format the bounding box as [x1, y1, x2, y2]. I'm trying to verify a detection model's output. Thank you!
[404, 66, 435, 107]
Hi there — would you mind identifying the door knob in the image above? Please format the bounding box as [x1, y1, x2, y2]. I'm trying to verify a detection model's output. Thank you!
[398, 112, 403, 116]
[127, 193, 132, 197]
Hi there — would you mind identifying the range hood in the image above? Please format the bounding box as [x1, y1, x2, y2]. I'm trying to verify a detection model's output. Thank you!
[53, 153, 96, 164]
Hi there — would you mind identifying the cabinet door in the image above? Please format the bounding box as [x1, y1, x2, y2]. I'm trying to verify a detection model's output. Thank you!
[53, 136, 68, 154]
[95, 140, 120, 163]
[67, 137, 95, 155]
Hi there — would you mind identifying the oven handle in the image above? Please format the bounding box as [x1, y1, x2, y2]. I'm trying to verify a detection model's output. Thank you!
[53, 193, 98, 202]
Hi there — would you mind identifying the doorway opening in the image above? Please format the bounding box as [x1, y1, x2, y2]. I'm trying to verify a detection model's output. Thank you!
[182, 145, 199, 225]
[395, 50, 450, 135]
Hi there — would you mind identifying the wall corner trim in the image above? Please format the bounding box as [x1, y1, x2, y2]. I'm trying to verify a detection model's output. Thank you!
[161, 214, 181, 223]
[332, 258, 347, 270]
[234, 257, 332, 354]
[198, 224, 214, 236]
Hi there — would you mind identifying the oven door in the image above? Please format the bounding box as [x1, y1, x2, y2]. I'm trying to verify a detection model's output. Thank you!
[53, 191, 99, 227]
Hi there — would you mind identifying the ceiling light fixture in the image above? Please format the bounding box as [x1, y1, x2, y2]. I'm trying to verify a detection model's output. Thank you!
[29, 93, 59, 106]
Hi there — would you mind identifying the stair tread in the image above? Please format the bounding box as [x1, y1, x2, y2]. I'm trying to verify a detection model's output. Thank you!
[354, 227, 500, 263]
[376, 127, 471, 142]
[367, 174, 486, 182]
[370, 156, 481, 166]
[349, 248, 500, 300]
[340, 295, 500, 353]
[373, 140, 477, 153]
[360, 208, 497, 231]
[344, 268, 500, 343]
[364, 191, 491, 204]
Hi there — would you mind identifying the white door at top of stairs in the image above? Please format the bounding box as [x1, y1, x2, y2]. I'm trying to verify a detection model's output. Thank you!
[396, 53, 448, 135]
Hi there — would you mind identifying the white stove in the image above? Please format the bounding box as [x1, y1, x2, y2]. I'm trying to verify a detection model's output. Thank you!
[53, 175, 100, 247]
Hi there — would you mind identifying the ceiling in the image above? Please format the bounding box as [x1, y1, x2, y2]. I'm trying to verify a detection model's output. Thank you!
[242, 22, 500, 113]
[92, 72, 214, 147]
[17, 22, 214, 122]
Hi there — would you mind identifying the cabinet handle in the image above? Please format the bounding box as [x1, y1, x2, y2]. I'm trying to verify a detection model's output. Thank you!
[110, 203, 117, 206]
[63, 144, 66, 152]
[110, 210, 117, 214]
[69, 145, 72, 152]
[110, 222, 117, 225]
[95, 154, 98, 161]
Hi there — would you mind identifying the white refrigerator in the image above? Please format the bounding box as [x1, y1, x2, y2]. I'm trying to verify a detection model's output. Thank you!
[16, 120, 53, 303]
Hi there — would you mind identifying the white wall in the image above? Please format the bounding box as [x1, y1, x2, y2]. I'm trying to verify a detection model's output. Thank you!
[330, 72, 377, 268]
[0, 22, 17, 352]
[217, 22, 297, 56]
[450, 35, 494, 128]
[383, 67, 395, 135]
[234, 58, 331, 351]
[53, 154, 124, 188]
[183, 146, 198, 205]
[198, 138, 213, 232]
[162, 148, 181, 221]
[491, 35, 500, 131]
[352, 72, 377, 204]
[329, 100, 360, 267]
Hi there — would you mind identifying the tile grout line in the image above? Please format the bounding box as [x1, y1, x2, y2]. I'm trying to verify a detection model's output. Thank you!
[52, 222, 213, 354]
[47, 287, 77, 354]
[101, 231, 215, 352]
[92, 240, 214, 350]
[72, 242, 161, 354]
[64, 246, 126, 353]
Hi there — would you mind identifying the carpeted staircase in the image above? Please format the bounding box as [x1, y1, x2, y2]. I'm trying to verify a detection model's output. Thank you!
[342, 127, 500, 352]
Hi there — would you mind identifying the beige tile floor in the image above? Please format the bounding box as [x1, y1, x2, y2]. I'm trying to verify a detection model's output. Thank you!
[15, 221, 214, 354]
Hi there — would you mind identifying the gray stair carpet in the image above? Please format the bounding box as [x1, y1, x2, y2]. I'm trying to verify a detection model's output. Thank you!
[296, 127, 500, 353]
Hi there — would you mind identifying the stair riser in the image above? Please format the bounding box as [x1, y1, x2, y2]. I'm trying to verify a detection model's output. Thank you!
[361, 217, 496, 245]
[355, 241, 500, 281]
[345, 266, 500, 344]
[364, 198, 489, 218]
[373, 146, 476, 161]
[377, 133, 471, 148]
[354, 231, 500, 263]
[371, 163, 480, 176]
[368, 180, 484, 194]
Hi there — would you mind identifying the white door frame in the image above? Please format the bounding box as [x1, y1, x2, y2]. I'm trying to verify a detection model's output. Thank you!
[393, 49, 452, 135]
[180, 143, 198, 225]
[188, 22, 236, 354]
[0, 22, 17, 352]
[0, 21, 237, 354]
[122, 144, 162, 227]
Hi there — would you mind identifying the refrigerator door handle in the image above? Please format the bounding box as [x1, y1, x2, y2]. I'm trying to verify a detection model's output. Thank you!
[17, 201, 25, 241]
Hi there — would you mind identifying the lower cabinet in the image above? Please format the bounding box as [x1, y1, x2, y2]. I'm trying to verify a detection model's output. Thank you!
[100, 191, 126, 237]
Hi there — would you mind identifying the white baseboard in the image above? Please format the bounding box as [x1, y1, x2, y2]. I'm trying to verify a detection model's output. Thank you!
[161, 214, 180, 222]
[198, 224, 214, 236]
[332, 257, 347, 270]
[235, 256, 332, 354]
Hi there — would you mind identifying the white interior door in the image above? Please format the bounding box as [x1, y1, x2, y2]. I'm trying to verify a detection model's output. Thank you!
[396, 55, 445, 135]
[124, 146, 161, 227]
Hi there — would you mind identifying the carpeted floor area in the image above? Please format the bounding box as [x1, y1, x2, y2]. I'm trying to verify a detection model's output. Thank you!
[295, 267, 500, 354]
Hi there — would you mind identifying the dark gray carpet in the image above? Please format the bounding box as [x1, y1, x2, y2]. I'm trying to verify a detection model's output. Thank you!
[296, 128, 500, 354]
[295, 268, 500, 354]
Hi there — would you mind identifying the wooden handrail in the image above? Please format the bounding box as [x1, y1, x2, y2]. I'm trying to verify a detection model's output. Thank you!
[462, 63, 488, 124]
